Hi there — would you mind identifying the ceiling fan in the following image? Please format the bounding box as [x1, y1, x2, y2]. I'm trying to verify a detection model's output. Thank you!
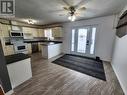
[59, 0, 89, 21]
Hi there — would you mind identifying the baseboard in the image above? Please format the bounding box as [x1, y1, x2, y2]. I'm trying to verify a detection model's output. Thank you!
[101, 58, 111, 62]
[5, 90, 14, 95]
[111, 64, 126, 95]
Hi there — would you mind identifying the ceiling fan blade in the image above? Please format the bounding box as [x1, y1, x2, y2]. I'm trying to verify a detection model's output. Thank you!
[45, 9, 65, 13]
[63, 7, 69, 11]
[59, 12, 70, 16]
[74, 0, 91, 9]
[78, 7, 86, 11]
[58, 11, 69, 16]
[56, 0, 69, 7]
[59, 14, 65, 16]
[77, 8, 99, 18]
[62, 0, 71, 6]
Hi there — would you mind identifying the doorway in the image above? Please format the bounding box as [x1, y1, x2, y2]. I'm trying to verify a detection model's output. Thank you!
[71, 26, 96, 57]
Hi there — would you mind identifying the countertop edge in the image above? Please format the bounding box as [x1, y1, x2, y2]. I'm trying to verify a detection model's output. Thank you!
[5, 53, 31, 65]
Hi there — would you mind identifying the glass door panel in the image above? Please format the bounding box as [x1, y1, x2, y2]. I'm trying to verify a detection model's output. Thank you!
[90, 27, 96, 54]
[71, 29, 75, 52]
[77, 29, 88, 53]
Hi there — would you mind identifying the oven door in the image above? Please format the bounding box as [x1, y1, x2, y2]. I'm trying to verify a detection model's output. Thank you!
[17, 45, 26, 51]
[14, 44, 28, 53]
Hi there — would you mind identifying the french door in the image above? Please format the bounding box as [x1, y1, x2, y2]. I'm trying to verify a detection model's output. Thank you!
[71, 26, 96, 57]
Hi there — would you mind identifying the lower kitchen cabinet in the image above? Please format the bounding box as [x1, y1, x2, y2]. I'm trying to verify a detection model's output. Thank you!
[41, 43, 62, 59]
[27, 44, 32, 54]
[31, 43, 39, 53]
[38, 43, 42, 52]
[7, 58, 32, 89]
[3, 45, 14, 56]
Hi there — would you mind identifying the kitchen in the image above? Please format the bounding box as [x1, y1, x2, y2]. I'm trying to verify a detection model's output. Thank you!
[0, 19, 63, 94]
[0, 19, 63, 56]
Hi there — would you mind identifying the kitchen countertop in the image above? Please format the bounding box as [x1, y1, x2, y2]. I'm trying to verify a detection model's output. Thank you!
[24, 39, 62, 43]
[5, 53, 30, 65]
[40, 42, 62, 46]
[5, 39, 62, 45]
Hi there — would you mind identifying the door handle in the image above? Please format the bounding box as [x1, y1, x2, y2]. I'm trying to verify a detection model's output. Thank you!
[87, 40, 89, 45]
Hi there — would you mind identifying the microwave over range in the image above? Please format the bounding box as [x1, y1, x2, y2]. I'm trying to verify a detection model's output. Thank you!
[10, 30, 23, 37]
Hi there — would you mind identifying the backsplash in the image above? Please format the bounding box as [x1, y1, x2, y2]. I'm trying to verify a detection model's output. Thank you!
[4, 37, 24, 45]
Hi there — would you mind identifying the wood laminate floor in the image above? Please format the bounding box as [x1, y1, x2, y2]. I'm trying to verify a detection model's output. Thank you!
[12, 53, 124, 95]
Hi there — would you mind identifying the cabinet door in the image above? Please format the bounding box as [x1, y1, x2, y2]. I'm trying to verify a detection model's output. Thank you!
[4, 45, 14, 56]
[38, 29, 44, 37]
[27, 44, 32, 54]
[52, 27, 63, 37]
[23, 27, 31, 34]
[31, 28, 38, 37]
[7, 25, 11, 31]
[0, 24, 2, 37]
[23, 27, 39, 37]
[52, 28, 56, 37]
[38, 43, 42, 52]
[22, 27, 27, 33]
[1, 24, 10, 37]
[58, 27, 63, 37]
[0, 24, 3, 37]
[23, 27, 34, 39]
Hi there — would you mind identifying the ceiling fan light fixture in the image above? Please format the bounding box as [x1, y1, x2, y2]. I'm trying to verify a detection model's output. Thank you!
[27, 19, 34, 24]
[72, 15, 76, 21]
[68, 16, 71, 20]
[68, 15, 76, 21]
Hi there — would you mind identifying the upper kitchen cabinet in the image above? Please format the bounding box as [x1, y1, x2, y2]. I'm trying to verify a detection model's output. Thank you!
[22, 27, 31, 34]
[38, 29, 44, 37]
[0, 24, 11, 37]
[22, 27, 33, 39]
[23, 27, 39, 38]
[0, 24, 3, 37]
[52, 27, 63, 37]
[32, 28, 39, 37]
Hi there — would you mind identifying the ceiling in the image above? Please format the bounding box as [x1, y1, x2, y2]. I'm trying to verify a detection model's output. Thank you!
[13, 0, 127, 25]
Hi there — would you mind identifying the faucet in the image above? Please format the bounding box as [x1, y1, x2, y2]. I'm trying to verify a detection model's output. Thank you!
[46, 37, 50, 41]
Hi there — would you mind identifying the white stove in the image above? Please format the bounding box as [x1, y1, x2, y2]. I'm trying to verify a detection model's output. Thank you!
[10, 34, 29, 54]
[13, 43, 28, 54]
